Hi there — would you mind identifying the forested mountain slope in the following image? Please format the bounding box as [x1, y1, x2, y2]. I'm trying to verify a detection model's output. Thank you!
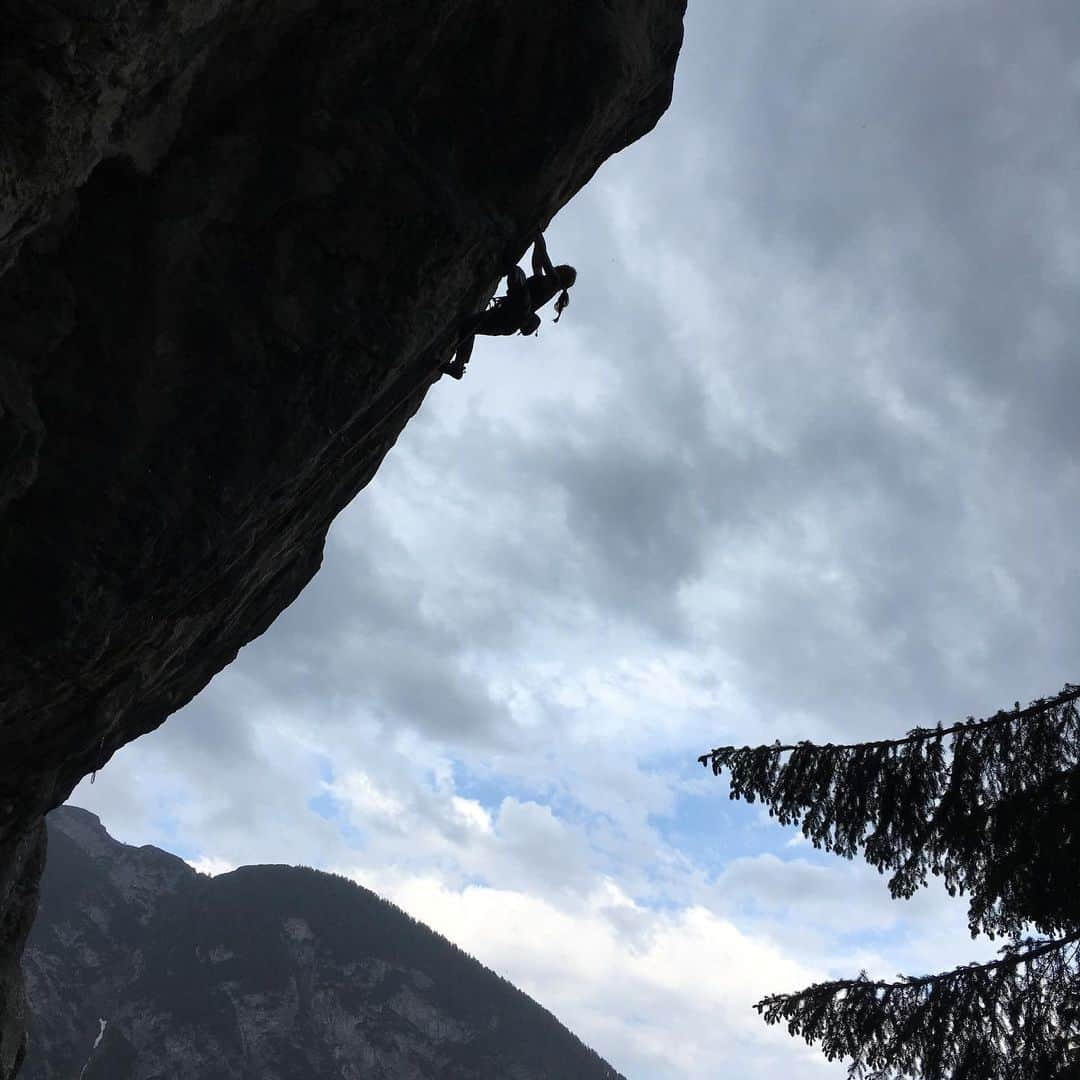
[24, 807, 624, 1080]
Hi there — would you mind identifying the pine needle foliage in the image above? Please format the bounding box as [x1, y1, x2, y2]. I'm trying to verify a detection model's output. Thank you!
[699, 685, 1080, 937]
[699, 684, 1080, 1078]
[757, 934, 1080, 1080]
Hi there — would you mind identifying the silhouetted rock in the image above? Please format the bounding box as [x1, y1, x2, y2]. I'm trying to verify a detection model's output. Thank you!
[23, 807, 625, 1079]
[0, 2, 684, 1072]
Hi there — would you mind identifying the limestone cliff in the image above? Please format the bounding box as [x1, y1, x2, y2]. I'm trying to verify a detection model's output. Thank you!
[24, 807, 625, 1078]
[0, 1, 684, 1074]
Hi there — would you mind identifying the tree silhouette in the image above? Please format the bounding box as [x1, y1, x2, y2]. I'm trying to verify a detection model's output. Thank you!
[699, 684, 1080, 1079]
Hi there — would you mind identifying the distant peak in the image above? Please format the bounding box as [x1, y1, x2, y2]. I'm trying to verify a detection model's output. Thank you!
[51, 804, 102, 826]
[48, 804, 111, 853]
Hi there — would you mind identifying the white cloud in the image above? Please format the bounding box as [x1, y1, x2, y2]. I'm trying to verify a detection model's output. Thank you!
[186, 855, 236, 877]
[339, 872, 843, 1080]
[329, 770, 407, 824]
[450, 796, 493, 834]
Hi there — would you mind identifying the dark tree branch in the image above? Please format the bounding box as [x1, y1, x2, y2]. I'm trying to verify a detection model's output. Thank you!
[698, 684, 1080, 766]
[756, 934, 1080, 1080]
[698, 684, 1080, 938]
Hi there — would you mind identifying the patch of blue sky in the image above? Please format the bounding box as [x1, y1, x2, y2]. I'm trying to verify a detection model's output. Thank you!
[306, 788, 365, 848]
[163, 836, 201, 861]
[307, 790, 337, 820]
[450, 759, 554, 815]
[635, 892, 692, 917]
[145, 793, 194, 855]
[636, 745, 708, 772]
[456, 873, 492, 892]
[833, 921, 914, 956]
[648, 786, 788, 873]
[637, 747, 859, 874]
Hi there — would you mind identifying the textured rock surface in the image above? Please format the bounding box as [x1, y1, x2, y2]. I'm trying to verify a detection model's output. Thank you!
[0, 828, 45, 1080]
[24, 808, 624, 1079]
[0, 1, 684, 1072]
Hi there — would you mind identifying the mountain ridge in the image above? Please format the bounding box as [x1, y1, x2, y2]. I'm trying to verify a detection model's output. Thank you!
[24, 806, 625, 1080]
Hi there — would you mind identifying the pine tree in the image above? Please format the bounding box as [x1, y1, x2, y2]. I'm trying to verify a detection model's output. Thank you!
[699, 684, 1080, 1079]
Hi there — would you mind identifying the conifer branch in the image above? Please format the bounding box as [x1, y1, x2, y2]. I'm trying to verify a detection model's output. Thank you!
[756, 933, 1080, 1080]
[699, 684, 1080, 937]
[698, 684, 1080, 764]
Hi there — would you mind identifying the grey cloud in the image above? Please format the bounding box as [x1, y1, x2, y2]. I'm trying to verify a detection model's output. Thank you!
[687, 2, 1080, 442]
[175, 0, 1080, 764]
[208, 511, 519, 747]
[72, 700, 351, 871]
[593, 2, 1080, 731]
[490, 797, 595, 896]
[545, 438, 707, 636]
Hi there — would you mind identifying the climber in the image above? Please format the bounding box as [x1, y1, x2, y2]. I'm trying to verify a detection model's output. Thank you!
[441, 233, 577, 379]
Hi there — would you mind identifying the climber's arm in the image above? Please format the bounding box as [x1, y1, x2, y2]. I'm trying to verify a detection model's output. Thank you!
[531, 233, 556, 278]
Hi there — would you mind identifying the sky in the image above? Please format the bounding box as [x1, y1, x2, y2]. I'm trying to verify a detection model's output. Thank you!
[69, 2, 1080, 1077]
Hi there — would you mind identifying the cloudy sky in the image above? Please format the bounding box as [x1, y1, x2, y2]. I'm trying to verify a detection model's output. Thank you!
[71, 2, 1080, 1077]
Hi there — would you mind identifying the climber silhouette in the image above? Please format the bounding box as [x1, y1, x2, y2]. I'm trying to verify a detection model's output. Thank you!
[442, 233, 576, 379]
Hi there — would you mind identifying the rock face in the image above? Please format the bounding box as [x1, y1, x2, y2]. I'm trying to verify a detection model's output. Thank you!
[0, 1, 685, 1073]
[23, 807, 624, 1079]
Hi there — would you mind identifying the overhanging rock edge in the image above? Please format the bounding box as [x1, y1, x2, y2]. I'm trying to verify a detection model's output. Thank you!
[0, 3, 686, 1074]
